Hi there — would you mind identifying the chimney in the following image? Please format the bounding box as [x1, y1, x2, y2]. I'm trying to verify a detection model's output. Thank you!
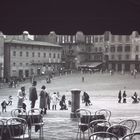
[23, 31, 29, 41]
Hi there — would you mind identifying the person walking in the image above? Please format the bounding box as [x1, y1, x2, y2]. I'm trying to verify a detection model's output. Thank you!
[39, 85, 48, 114]
[29, 81, 38, 109]
[17, 86, 26, 109]
[123, 90, 127, 103]
[118, 90, 122, 103]
[51, 92, 59, 110]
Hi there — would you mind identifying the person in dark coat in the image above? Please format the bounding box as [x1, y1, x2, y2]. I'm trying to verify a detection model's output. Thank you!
[132, 92, 139, 103]
[123, 91, 127, 103]
[83, 92, 91, 106]
[59, 95, 68, 110]
[29, 81, 38, 109]
[1, 99, 8, 112]
[118, 90, 122, 103]
[39, 85, 47, 114]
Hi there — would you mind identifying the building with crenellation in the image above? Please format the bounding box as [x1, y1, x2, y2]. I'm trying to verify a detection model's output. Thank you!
[35, 31, 140, 72]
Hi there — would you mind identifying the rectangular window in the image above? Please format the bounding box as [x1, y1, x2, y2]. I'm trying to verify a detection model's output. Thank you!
[26, 52, 29, 57]
[126, 36, 130, 42]
[32, 52, 34, 57]
[53, 53, 55, 58]
[135, 45, 139, 52]
[44, 53, 46, 58]
[110, 46, 115, 52]
[118, 36, 122, 42]
[111, 55, 115, 60]
[49, 53, 51, 58]
[38, 52, 40, 57]
[117, 45, 122, 52]
[118, 55, 122, 60]
[20, 51, 22, 56]
[125, 54, 129, 60]
[135, 55, 139, 60]
[111, 35, 115, 42]
[95, 37, 98, 42]
[125, 45, 130, 52]
[58, 54, 60, 58]
[13, 51, 16, 56]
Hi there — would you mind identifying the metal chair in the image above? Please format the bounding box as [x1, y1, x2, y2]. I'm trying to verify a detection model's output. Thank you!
[11, 108, 27, 117]
[89, 119, 111, 134]
[28, 108, 44, 140]
[75, 108, 91, 140]
[122, 132, 140, 140]
[0, 120, 4, 140]
[107, 124, 132, 139]
[95, 109, 111, 122]
[89, 132, 119, 140]
[6, 117, 29, 140]
[119, 119, 137, 133]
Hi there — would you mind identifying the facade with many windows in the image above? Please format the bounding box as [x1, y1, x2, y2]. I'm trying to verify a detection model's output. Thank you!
[0, 32, 62, 80]
[35, 31, 140, 72]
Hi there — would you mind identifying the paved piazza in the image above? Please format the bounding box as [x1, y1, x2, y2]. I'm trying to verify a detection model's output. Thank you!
[0, 72, 140, 139]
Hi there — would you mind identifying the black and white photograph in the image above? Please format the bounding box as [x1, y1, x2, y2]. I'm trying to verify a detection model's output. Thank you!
[0, 0, 140, 140]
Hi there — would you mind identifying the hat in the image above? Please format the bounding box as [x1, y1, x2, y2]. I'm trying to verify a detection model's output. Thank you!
[32, 81, 37, 86]
[41, 85, 46, 90]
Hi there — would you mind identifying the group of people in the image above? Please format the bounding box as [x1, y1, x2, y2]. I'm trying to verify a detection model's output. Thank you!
[118, 90, 140, 103]
[16, 81, 68, 115]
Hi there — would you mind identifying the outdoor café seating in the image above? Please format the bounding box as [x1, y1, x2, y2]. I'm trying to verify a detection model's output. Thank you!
[75, 108, 91, 140]
[95, 109, 111, 122]
[11, 108, 27, 117]
[122, 132, 140, 140]
[6, 117, 29, 140]
[107, 124, 132, 139]
[89, 131, 119, 140]
[28, 108, 44, 140]
[119, 119, 137, 133]
[89, 119, 111, 134]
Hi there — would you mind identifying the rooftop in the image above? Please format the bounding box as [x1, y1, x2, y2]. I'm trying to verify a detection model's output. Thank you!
[4, 39, 62, 48]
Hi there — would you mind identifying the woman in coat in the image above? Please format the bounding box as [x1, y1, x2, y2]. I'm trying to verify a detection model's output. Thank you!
[39, 85, 47, 114]
[17, 86, 26, 109]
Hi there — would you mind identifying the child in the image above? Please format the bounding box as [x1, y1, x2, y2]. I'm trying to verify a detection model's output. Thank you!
[1, 99, 8, 112]
[8, 95, 13, 105]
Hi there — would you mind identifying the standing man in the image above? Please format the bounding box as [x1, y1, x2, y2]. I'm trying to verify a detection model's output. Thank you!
[29, 81, 38, 109]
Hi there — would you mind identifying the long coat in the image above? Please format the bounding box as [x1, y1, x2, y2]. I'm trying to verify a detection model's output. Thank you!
[39, 90, 48, 109]
[29, 86, 38, 101]
[17, 89, 25, 108]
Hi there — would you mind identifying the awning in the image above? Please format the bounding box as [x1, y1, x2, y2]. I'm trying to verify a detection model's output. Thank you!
[78, 62, 102, 68]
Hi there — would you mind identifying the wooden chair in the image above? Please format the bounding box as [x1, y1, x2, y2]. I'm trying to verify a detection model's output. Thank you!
[122, 132, 140, 140]
[75, 108, 91, 140]
[95, 109, 111, 122]
[6, 117, 29, 140]
[89, 132, 119, 140]
[107, 124, 132, 139]
[28, 108, 44, 140]
[89, 119, 111, 134]
[119, 119, 137, 133]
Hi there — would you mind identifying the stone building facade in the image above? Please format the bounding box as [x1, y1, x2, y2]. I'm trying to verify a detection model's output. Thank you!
[35, 31, 140, 72]
[0, 32, 62, 80]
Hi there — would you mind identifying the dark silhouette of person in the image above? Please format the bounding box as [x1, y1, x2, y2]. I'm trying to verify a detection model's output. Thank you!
[118, 90, 122, 103]
[123, 91, 127, 103]
[59, 95, 68, 110]
[132, 92, 138, 103]
[83, 92, 91, 106]
[29, 81, 38, 109]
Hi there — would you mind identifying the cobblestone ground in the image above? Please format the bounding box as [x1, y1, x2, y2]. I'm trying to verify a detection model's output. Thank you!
[0, 72, 140, 139]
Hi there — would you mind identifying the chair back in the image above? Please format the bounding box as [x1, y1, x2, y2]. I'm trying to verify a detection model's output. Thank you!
[6, 117, 27, 139]
[107, 124, 132, 138]
[75, 108, 91, 124]
[95, 109, 111, 121]
[11, 108, 27, 117]
[28, 108, 43, 125]
[122, 132, 140, 140]
[0, 120, 4, 139]
[119, 119, 137, 132]
[89, 132, 119, 140]
[90, 119, 111, 133]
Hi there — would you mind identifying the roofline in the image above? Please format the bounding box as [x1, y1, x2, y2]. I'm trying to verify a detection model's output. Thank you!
[4, 39, 62, 48]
